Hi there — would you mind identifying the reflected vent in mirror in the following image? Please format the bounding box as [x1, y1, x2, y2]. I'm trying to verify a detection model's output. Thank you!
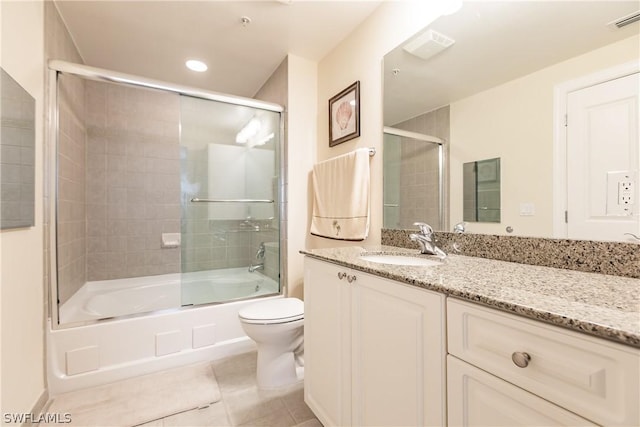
[403, 29, 455, 61]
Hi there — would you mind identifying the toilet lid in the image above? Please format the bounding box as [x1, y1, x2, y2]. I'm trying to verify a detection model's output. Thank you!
[238, 298, 304, 324]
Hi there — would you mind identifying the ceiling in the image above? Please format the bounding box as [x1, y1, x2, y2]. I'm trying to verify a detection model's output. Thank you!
[54, 0, 383, 99]
[383, 1, 640, 125]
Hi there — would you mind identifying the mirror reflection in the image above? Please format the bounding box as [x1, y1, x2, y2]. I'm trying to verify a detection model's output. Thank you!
[463, 158, 501, 223]
[383, 1, 639, 241]
[0, 67, 35, 230]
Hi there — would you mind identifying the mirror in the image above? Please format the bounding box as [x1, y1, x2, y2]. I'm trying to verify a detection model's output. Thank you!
[463, 158, 501, 223]
[383, 1, 640, 240]
[1, 67, 35, 230]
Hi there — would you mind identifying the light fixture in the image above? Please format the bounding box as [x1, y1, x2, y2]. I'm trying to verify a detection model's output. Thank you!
[236, 118, 262, 144]
[185, 59, 208, 72]
[252, 132, 275, 147]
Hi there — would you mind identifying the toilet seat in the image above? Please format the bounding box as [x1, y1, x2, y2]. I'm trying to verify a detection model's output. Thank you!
[238, 298, 304, 325]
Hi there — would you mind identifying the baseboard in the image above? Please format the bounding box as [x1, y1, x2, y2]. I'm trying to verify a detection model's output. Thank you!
[23, 389, 49, 427]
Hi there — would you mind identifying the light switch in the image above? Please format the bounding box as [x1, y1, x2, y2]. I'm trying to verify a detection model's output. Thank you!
[519, 203, 535, 216]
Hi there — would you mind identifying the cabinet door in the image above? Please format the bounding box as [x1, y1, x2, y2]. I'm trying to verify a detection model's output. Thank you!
[447, 356, 597, 427]
[303, 257, 351, 426]
[351, 271, 446, 427]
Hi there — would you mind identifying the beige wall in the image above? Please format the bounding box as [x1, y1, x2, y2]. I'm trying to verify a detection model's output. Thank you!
[0, 0, 46, 416]
[286, 54, 317, 299]
[311, 1, 442, 249]
[449, 35, 640, 237]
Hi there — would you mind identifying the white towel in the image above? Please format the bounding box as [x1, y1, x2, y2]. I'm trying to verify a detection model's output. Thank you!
[311, 148, 370, 240]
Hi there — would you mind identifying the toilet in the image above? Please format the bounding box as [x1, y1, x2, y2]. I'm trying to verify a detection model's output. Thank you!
[238, 297, 304, 389]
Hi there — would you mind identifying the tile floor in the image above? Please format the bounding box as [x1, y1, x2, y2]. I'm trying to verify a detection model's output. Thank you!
[134, 351, 322, 427]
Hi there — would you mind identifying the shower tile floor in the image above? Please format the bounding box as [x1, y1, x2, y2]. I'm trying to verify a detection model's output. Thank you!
[52, 352, 322, 427]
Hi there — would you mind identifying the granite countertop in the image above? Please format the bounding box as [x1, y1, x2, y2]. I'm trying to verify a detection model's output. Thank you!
[301, 245, 640, 348]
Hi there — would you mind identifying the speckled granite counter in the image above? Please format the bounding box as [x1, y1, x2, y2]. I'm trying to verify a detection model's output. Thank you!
[301, 245, 640, 348]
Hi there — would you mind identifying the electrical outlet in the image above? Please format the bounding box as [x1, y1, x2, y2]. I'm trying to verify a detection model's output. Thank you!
[607, 171, 636, 216]
[618, 180, 634, 206]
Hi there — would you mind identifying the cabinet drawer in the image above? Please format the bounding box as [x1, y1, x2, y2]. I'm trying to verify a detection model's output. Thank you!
[448, 355, 596, 427]
[447, 299, 640, 427]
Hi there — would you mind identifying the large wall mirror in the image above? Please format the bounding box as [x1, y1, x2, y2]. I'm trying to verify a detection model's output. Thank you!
[1, 68, 36, 230]
[383, 1, 640, 242]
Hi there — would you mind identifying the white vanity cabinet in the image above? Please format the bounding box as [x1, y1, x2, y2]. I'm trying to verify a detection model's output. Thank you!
[447, 299, 640, 427]
[304, 257, 446, 427]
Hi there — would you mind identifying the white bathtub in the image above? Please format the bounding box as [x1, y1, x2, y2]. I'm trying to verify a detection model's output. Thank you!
[49, 268, 281, 395]
[59, 268, 279, 324]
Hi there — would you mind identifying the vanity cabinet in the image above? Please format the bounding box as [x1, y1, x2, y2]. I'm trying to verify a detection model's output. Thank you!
[447, 299, 640, 427]
[304, 257, 446, 427]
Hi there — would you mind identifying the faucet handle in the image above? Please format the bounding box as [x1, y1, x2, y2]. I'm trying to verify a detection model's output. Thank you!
[413, 222, 433, 235]
[453, 222, 466, 234]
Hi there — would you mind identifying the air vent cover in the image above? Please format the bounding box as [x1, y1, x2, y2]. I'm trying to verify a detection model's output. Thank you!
[403, 29, 455, 61]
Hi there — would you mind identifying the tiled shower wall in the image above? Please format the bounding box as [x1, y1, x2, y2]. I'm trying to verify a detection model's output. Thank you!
[84, 81, 181, 280]
[392, 105, 450, 230]
[56, 74, 86, 304]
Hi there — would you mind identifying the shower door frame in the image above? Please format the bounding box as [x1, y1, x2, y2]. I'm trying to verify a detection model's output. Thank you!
[47, 60, 286, 330]
[383, 126, 446, 231]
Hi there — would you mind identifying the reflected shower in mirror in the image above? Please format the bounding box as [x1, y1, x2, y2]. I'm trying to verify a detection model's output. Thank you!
[1, 68, 35, 229]
[382, 107, 449, 231]
[383, 1, 639, 241]
[463, 158, 501, 223]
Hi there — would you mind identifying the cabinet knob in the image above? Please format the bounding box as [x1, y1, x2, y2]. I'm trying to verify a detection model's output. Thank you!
[337, 272, 346, 280]
[346, 275, 357, 284]
[511, 352, 531, 368]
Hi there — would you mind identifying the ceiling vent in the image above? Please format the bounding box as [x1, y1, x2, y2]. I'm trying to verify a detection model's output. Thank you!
[608, 10, 640, 29]
[403, 29, 455, 61]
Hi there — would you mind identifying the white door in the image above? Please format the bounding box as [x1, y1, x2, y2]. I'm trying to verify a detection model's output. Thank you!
[566, 72, 639, 242]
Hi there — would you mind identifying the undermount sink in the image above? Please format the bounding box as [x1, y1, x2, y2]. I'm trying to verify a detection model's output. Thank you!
[359, 254, 442, 267]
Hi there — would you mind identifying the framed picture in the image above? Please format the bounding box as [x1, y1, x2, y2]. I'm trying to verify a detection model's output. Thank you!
[329, 81, 360, 147]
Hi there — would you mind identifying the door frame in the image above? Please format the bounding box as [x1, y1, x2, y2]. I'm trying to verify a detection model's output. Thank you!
[552, 60, 640, 238]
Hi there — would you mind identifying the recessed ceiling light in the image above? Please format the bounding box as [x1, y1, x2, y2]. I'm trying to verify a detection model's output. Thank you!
[185, 59, 208, 72]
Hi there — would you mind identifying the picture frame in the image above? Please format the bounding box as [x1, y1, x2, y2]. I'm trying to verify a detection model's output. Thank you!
[329, 81, 360, 147]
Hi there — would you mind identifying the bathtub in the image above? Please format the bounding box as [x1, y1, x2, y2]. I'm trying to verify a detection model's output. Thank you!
[48, 268, 281, 395]
[59, 268, 279, 324]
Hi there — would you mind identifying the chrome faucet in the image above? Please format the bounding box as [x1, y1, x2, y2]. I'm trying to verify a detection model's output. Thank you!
[409, 222, 446, 259]
[248, 262, 264, 273]
[256, 242, 265, 259]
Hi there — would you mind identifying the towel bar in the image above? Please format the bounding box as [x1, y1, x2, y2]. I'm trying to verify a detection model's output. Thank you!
[190, 198, 274, 203]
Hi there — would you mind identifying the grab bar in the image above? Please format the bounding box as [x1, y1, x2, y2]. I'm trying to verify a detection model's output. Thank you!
[190, 198, 274, 203]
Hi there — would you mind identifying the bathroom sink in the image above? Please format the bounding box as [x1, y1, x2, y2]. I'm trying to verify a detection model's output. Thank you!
[359, 254, 442, 267]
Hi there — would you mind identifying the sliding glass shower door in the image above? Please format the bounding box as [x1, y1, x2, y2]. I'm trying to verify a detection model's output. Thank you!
[179, 95, 281, 306]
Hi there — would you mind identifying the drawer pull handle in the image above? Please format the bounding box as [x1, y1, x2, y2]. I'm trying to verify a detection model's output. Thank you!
[346, 275, 357, 284]
[512, 352, 531, 368]
[337, 272, 347, 280]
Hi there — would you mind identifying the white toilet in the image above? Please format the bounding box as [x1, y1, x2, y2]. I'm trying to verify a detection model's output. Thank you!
[238, 297, 304, 389]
